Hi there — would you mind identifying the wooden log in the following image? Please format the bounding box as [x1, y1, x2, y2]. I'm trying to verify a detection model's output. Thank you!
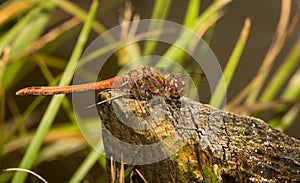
[98, 94, 300, 182]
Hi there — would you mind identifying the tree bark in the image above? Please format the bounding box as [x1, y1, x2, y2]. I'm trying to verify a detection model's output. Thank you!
[98, 94, 300, 182]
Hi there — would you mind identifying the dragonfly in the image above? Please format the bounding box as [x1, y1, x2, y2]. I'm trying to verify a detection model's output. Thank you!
[16, 66, 207, 180]
[16, 66, 200, 102]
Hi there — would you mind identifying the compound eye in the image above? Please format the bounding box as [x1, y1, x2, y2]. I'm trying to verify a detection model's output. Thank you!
[169, 75, 187, 99]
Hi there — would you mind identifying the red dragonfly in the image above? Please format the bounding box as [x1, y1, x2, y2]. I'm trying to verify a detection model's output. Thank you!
[16, 75, 124, 96]
[16, 66, 203, 101]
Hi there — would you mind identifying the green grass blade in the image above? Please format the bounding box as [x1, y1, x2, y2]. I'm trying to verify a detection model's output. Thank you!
[143, 0, 172, 56]
[161, 0, 231, 66]
[0, 1, 56, 55]
[0, 1, 35, 25]
[2, 3, 56, 90]
[117, 43, 142, 66]
[0, 97, 44, 148]
[35, 54, 77, 125]
[281, 69, 300, 100]
[268, 68, 300, 130]
[210, 18, 251, 107]
[0, 0, 55, 150]
[69, 150, 105, 183]
[151, 0, 172, 19]
[183, 0, 200, 28]
[260, 36, 300, 102]
[270, 103, 300, 131]
[52, 0, 112, 41]
[245, 0, 291, 104]
[203, 23, 215, 45]
[1, 72, 62, 149]
[11, 1, 98, 182]
[0, 3, 42, 52]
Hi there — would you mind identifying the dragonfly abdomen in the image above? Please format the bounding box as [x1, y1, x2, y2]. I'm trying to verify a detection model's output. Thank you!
[15, 76, 125, 96]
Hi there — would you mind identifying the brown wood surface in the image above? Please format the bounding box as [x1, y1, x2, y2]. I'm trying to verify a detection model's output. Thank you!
[98, 94, 300, 182]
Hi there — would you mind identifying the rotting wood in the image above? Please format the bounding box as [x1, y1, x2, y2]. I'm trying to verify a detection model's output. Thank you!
[98, 94, 300, 183]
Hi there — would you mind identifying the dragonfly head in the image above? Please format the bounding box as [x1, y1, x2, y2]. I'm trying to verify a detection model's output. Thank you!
[169, 75, 187, 99]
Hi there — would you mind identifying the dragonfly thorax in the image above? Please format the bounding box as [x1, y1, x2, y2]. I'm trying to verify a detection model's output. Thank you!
[121, 66, 187, 101]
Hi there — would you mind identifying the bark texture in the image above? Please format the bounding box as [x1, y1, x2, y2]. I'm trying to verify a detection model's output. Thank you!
[98, 95, 300, 182]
